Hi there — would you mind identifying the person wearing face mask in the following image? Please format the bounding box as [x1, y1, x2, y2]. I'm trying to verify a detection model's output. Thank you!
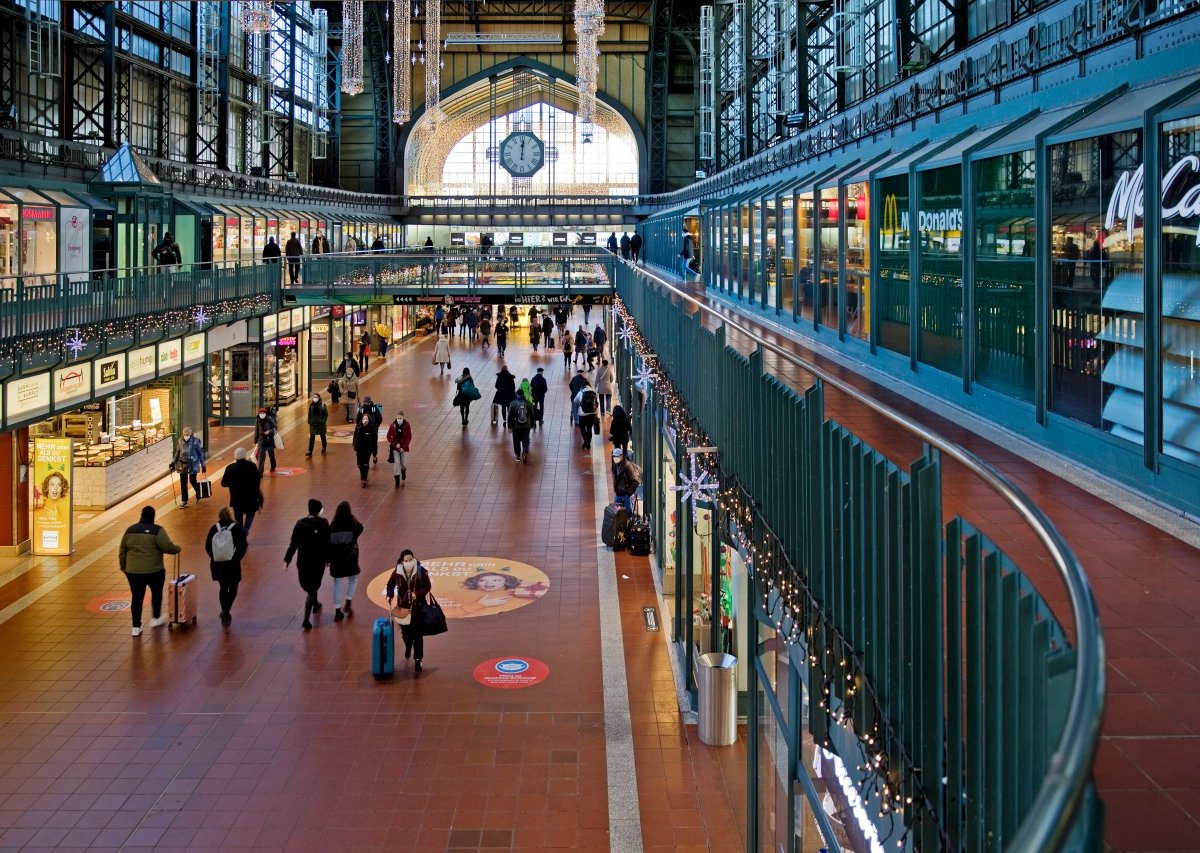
[352, 407, 378, 487]
[283, 498, 331, 631]
[174, 426, 207, 508]
[253, 408, 279, 474]
[305, 392, 328, 457]
[385, 549, 432, 671]
[386, 410, 413, 488]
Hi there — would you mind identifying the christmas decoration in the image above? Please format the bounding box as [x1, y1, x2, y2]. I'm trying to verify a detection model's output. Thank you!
[65, 329, 86, 361]
[670, 452, 719, 524]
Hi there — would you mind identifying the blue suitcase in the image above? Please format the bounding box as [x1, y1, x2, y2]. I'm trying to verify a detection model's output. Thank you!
[372, 617, 395, 679]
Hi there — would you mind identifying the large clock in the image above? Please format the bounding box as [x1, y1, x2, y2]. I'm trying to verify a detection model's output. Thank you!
[499, 131, 546, 178]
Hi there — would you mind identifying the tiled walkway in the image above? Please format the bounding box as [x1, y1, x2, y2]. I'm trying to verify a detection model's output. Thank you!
[0, 318, 745, 852]
[641, 262, 1200, 851]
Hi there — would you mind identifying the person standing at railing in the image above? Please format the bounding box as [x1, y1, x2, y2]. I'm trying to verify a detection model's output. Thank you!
[311, 233, 329, 255]
[263, 236, 281, 266]
[152, 233, 181, 271]
[284, 232, 304, 285]
[371, 236, 386, 252]
[630, 232, 643, 265]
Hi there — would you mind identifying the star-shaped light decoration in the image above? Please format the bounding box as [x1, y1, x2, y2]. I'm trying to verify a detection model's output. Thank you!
[193, 306, 210, 327]
[632, 362, 656, 386]
[670, 453, 720, 523]
[616, 324, 634, 346]
[65, 329, 86, 361]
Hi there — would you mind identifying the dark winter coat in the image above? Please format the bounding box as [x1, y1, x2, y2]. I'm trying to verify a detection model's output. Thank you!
[493, 370, 517, 408]
[284, 515, 330, 593]
[352, 413, 379, 454]
[220, 459, 263, 513]
[307, 402, 328, 433]
[205, 521, 248, 581]
[328, 520, 364, 578]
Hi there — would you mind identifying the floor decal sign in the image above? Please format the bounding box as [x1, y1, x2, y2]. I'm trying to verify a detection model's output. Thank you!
[367, 556, 550, 619]
[473, 657, 550, 689]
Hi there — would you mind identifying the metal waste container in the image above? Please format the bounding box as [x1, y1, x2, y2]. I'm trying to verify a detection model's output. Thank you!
[697, 652, 738, 746]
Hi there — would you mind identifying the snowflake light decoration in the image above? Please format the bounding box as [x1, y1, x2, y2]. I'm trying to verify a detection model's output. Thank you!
[65, 329, 86, 361]
[194, 306, 209, 327]
[670, 453, 720, 523]
[616, 324, 634, 346]
[632, 363, 655, 386]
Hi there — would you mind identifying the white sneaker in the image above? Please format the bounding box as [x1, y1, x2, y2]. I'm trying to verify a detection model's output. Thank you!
[148, 615, 167, 628]
[131, 626, 142, 637]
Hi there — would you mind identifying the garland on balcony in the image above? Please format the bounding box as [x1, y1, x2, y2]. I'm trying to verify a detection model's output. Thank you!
[612, 295, 950, 848]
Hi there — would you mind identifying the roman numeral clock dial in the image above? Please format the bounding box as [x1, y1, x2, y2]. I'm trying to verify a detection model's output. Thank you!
[498, 131, 546, 179]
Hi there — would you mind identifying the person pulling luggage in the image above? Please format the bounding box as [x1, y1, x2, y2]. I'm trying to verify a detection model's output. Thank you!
[385, 549, 433, 672]
[119, 506, 182, 637]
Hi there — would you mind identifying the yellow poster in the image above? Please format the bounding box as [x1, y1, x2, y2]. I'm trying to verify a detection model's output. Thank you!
[32, 438, 73, 556]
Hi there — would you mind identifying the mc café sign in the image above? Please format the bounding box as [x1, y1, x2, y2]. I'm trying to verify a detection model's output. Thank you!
[1104, 157, 1200, 244]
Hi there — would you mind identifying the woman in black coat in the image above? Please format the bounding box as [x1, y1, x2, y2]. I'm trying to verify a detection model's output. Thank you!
[385, 549, 433, 671]
[205, 505, 248, 626]
[609, 404, 631, 454]
[492, 366, 517, 427]
[328, 501, 363, 620]
[351, 408, 378, 487]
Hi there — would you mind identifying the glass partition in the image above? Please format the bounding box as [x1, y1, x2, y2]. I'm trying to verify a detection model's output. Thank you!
[974, 150, 1036, 401]
[742, 201, 755, 299]
[1049, 129, 1144, 448]
[844, 181, 870, 340]
[917, 165, 964, 375]
[764, 195, 777, 308]
[779, 192, 796, 315]
[797, 191, 815, 322]
[818, 186, 840, 328]
[876, 173, 911, 355]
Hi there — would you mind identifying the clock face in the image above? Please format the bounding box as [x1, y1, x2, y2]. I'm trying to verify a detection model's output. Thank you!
[499, 131, 545, 178]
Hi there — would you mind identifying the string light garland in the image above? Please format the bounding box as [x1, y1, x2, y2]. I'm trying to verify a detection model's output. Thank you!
[341, 0, 364, 95]
[242, 0, 274, 34]
[392, 0, 411, 123]
[424, 0, 444, 128]
[573, 0, 604, 124]
[612, 296, 953, 846]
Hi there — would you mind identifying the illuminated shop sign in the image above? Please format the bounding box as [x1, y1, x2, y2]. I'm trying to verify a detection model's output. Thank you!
[21, 207, 54, 221]
[1106, 157, 1200, 244]
[813, 747, 885, 852]
[881, 195, 963, 233]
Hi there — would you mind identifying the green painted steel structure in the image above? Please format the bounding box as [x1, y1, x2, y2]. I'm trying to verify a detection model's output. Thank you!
[614, 263, 1105, 850]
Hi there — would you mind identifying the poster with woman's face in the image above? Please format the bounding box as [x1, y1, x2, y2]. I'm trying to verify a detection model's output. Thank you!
[32, 438, 73, 556]
[367, 556, 550, 619]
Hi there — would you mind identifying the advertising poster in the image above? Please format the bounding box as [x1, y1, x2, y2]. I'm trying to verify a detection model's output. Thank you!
[32, 438, 73, 556]
[367, 556, 550, 619]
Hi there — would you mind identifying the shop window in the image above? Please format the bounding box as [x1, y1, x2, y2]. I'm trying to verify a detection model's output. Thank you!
[779, 195, 796, 314]
[876, 173, 911, 355]
[974, 151, 1036, 401]
[1160, 116, 1200, 466]
[917, 165, 964, 375]
[763, 198, 777, 308]
[20, 207, 58, 279]
[796, 193, 816, 321]
[755, 628, 793, 853]
[0, 203, 16, 278]
[845, 181, 871, 340]
[818, 187, 841, 328]
[1049, 131, 1144, 443]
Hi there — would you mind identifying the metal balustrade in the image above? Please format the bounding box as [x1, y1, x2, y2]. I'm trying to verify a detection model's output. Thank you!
[616, 262, 1105, 851]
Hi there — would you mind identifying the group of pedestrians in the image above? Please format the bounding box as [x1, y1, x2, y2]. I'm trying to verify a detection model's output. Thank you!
[605, 231, 643, 263]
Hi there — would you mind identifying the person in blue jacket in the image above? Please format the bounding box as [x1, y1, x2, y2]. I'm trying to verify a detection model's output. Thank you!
[175, 426, 207, 508]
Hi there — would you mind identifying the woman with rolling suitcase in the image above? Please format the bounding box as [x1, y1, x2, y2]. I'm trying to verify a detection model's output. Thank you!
[174, 426, 207, 508]
[385, 549, 433, 671]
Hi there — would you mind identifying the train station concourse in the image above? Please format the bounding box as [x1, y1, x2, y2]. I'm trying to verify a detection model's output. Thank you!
[2, 0, 1200, 850]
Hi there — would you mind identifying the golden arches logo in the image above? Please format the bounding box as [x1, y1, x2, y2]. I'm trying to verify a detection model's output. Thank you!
[882, 194, 901, 235]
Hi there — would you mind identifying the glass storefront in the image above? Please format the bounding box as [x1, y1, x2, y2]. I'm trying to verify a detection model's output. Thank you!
[918, 164, 965, 375]
[845, 180, 870, 340]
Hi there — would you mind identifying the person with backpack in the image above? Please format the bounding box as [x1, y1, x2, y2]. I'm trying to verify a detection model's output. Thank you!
[569, 368, 589, 425]
[612, 449, 643, 513]
[328, 501, 363, 621]
[283, 499, 331, 631]
[495, 318, 508, 357]
[434, 305, 446, 335]
[119, 506, 182, 637]
[305, 392, 328, 457]
[152, 232, 182, 271]
[174, 425, 207, 509]
[595, 358, 615, 415]
[575, 382, 600, 451]
[386, 411, 413, 487]
[574, 326, 588, 367]
[530, 367, 548, 428]
[385, 549, 433, 671]
[205, 506, 248, 627]
[253, 407, 278, 475]
[352, 407, 378, 487]
[508, 384, 534, 462]
[492, 365, 517, 426]
[432, 333, 451, 376]
[454, 368, 480, 426]
[221, 447, 263, 534]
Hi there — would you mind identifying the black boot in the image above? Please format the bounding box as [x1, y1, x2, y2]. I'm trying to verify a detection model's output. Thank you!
[394, 475, 400, 489]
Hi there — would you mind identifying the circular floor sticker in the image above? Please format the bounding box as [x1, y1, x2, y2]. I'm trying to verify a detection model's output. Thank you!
[87, 592, 141, 614]
[366, 556, 550, 618]
[266, 467, 307, 477]
[473, 657, 550, 689]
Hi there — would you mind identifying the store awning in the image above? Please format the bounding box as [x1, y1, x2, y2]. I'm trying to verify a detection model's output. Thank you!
[63, 190, 114, 211]
[1046, 74, 1200, 144]
[174, 196, 219, 217]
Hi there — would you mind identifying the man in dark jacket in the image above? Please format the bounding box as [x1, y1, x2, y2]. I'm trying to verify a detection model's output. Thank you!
[630, 231, 643, 264]
[263, 237, 281, 264]
[284, 499, 330, 630]
[619, 232, 631, 260]
[336, 352, 360, 377]
[152, 233, 181, 270]
[220, 447, 263, 534]
[530, 367, 548, 427]
[352, 406, 379, 486]
[362, 395, 384, 465]
[593, 323, 607, 358]
[306, 393, 328, 457]
[284, 232, 304, 285]
[119, 505, 182, 636]
[310, 233, 329, 254]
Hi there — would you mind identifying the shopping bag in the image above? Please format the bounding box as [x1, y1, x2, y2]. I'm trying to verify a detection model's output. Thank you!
[273, 432, 284, 449]
[419, 595, 448, 636]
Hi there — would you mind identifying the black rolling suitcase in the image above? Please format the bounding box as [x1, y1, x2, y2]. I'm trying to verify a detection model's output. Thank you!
[628, 499, 651, 556]
[601, 504, 629, 550]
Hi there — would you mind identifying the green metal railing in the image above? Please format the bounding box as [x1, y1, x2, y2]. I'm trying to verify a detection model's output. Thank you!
[616, 262, 1105, 850]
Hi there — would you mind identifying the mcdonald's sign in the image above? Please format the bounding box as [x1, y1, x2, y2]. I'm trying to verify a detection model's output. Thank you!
[881, 194, 909, 250]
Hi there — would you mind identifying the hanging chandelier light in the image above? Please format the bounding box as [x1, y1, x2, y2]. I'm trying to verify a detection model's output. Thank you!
[392, 0, 411, 123]
[424, 0, 444, 128]
[341, 0, 364, 95]
[242, 0, 274, 34]
[574, 0, 605, 123]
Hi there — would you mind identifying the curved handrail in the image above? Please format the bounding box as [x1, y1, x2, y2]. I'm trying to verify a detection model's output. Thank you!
[628, 262, 1105, 851]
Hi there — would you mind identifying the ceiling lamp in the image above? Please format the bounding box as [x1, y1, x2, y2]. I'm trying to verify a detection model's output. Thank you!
[341, 0, 364, 95]
[574, 0, 605, 124]
[393, 0, 411, 122]
[443, 32, 563, 45]
[242, 1, 273, 34]
[424, 0, 443, 127]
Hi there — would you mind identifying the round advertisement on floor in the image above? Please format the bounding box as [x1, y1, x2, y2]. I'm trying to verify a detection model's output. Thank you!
[365, 556, 550, 618]
[473, 657, 550, 689]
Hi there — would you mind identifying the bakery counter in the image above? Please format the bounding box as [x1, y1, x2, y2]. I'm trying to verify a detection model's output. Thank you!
[72, 438, 173, 510]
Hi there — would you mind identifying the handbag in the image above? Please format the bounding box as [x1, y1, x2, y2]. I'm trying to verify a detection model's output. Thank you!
[273, 432, 284, 449]
[393, 606, 412, 627]
[420, 594, 448, 636]
[347, 390, 357, 399]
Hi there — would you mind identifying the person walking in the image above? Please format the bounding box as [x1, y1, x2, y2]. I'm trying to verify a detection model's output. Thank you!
[596, 358, 615, 415]
[352, 407, 378, 487]
[530, 318, 541, 351]
[680, 231, 696, 279]
[174, 426, 207, 509]
[630, 231, 643, 264]
[492, 365, 517, 426]
[606, 232, 619, 254]
[569, 368, 589, 425]
[336, 351, 360, 377]
[432, 333, 451, 375]
[310, 232, 329, 255]
[359, 331, 371, 374]
[465, 307, 478, 341]
[306, 393, 328, 457]
[284, 499, 330, 631]
[454, 368, 480, 426]
[385, 549, 432, 671]
[619, 232, 631, 260]
[254, 407, 279, 475]
[386, 410, 413, 487]
[583, 302, 592, 326]
[328, 501, 363, 621]
[205, 506, 248, 627]
[585, 332, 598, 371]
[152, 232, 182, 271]
[221, 447, 263, 534]
[339, 369, 359, 422]
[371, 235, 386, 252]
[480, 315, 492, 349]
[575, 382, 600, 451]
[263, 236, 281, 265]
[363, 396, 384, 466]
[496, 318, 508, 357]
[119, 505, 182, 636]
[434, 305, 446, 336]
[508, 385, 534, 462]
[284, 232, 304, 285]
[561, 328, 573, 367]
[593, 323, 607, 358]
[574, 327, 588, 367]
[541, 314, 554, 349]
[530, 367, 548, 428]
[609, 404, 631, 456]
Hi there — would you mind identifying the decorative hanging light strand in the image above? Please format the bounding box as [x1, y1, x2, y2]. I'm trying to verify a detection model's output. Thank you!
[242, 0, 274, 34]
[393, 0, 411, 122]
[573, 0, 604, 123]
[341, 0, 364, 95]
[424, 0, 443, 127]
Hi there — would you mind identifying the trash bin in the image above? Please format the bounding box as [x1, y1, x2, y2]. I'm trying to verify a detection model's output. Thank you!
[697, 652, 738, 746]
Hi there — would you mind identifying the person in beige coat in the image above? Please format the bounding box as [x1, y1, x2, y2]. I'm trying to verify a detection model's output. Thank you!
[432, 334, 451, 375]
[595, 358, 615, 415]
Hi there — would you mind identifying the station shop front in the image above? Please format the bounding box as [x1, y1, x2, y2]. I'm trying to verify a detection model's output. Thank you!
[309, 303, 418, 379]
[208, 309, 317, 425]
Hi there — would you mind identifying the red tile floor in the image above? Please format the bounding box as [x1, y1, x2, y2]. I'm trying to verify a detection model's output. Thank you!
[0, 315, 746, 852]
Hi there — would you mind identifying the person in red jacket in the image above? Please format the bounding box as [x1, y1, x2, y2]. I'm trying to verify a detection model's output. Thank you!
[386, 411, 413, 488]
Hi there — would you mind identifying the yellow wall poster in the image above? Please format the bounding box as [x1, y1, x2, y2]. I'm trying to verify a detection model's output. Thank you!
[32, 438, 73, 556]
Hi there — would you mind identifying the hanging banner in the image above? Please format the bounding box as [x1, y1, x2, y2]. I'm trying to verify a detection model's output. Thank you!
[32, 438, 73, 556]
